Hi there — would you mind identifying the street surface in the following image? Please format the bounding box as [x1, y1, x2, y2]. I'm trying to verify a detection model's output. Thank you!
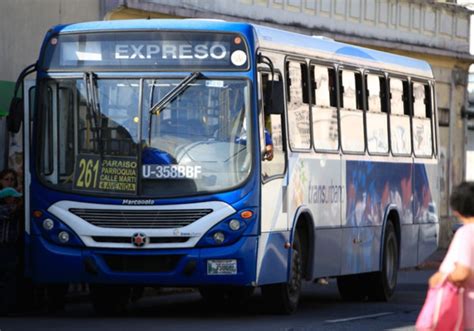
[0, 268, 434, 331]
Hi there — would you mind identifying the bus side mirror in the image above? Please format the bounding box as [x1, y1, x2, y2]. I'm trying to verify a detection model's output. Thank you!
[7, 97, 24, 133]
[264, 80, 284, 115]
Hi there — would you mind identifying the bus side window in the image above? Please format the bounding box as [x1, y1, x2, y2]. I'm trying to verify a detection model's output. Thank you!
[340, 70, 365, 153]
[312, 64, 339, 151]
[389, 77, 412, 156]
[58, 86, 75, 178]
[286, 61, 311, 150]
[261, 72, 285, 179]
[366, 74, 389, 154]
[412, 82, 433, 157]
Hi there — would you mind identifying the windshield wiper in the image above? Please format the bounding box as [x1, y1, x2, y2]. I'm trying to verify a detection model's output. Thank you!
[149, 72, 202, 115]
[83, 72, 103, 155]
[148, 72, 202, 145]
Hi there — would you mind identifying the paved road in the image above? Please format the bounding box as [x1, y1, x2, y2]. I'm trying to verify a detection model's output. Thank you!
[0, 269, 433, 331]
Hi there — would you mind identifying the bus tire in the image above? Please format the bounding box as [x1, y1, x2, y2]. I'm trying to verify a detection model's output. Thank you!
[90, 284, 131, 315]
[262, 232, 302, 314]
[369, 221, 399, 301]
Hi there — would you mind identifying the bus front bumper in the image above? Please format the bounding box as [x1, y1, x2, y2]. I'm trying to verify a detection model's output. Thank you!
[29, 235, 258, 286]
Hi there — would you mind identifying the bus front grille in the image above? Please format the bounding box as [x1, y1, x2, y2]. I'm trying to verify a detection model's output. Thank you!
[69, 208, 213, 229]
[92, 236, 190, 244]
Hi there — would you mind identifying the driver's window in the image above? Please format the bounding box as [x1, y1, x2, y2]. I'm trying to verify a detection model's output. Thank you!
[260, 72, 286, 180]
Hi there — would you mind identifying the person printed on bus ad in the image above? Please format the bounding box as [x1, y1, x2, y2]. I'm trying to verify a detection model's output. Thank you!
[428, 182, 474, 330]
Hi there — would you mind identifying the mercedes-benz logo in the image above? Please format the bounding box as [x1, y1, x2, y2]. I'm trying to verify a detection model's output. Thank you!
[132, 232, 148, 247]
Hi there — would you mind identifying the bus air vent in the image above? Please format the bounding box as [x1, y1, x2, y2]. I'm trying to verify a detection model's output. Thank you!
[92, 236, 190, 244]
[69, 208, 213, 229]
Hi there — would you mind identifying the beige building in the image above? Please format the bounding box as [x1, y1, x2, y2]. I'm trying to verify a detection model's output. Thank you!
[0, 0, 103, 168]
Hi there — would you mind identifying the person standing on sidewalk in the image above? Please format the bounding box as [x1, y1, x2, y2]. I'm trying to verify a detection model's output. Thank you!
[429, 182, 474, 330]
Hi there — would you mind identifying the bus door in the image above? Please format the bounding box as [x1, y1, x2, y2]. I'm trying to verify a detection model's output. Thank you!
[22, 80, 34, 238]
[257, 70, 289, 285]
[260, 71, 287, 233]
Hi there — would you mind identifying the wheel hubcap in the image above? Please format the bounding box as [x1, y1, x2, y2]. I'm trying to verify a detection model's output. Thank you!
[385, 236, 397, 289]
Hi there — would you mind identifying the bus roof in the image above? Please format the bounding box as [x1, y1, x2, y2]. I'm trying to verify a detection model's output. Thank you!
[52, 19, 433, 78]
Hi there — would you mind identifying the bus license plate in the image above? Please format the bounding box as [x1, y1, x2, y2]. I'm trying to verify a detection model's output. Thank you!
[207, 259, 237, 275]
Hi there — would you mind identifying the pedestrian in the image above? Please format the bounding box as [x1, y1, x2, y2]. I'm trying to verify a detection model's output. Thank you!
[0, 168, 19, 191]
[0, 168, 22, 212]
[0, 169, 22, 244]
[428, 181, 474, 330]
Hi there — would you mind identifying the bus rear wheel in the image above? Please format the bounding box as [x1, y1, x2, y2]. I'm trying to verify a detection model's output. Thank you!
[90, 284, 132, 315]
[369, 221, 399, 301]
[337, 221, 399, 302]
[262, 232, 302, 314]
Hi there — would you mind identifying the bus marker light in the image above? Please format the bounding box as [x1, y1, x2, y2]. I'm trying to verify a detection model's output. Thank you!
[240, 210, 253, 219]
[33, 210, 43, 218]
[42, 219, 54, 231]
[229, 219, 241, 231]
[58, 231, 70, 243]
[284, 242, 291, 249]
[234, 36, 242, 45]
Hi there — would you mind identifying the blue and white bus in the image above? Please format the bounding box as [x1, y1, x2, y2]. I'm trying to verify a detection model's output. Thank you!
[6, 19, 439, 314]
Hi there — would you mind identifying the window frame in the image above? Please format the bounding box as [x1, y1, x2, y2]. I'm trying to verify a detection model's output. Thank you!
[364, 69, 390, 156]
[309, 59, 340, 154]
[258, 67, 288, 183]
[284, 56, 312, 152]
[338, 65, 367, 155]
[429, 81, 438, 157]
[387, 74, 413, 157]
[411, 78, 435, 158]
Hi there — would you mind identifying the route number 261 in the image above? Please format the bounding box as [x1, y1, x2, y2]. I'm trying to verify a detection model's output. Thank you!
[76, 158, 100, 188]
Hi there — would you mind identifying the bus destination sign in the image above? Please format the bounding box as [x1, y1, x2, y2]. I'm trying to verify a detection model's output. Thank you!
[73, 154, 138, 195]
[43, 31, 249, 70]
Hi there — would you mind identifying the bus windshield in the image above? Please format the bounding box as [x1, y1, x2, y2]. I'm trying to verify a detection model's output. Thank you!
[37, 77, 252, 198]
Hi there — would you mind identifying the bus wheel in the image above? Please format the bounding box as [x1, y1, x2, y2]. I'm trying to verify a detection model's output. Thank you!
[369, 221, 399, 301]
[90, 285, 131, 315]
[262, 232, 302, 314]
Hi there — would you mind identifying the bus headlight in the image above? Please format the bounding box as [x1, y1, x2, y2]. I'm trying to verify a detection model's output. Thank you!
[213, 232, 225, 244]
[42, 219, 54, 231]
[58, 231, 70, 244]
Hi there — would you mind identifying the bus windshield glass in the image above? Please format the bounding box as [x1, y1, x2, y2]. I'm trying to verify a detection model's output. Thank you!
[37, 77, 252, 197]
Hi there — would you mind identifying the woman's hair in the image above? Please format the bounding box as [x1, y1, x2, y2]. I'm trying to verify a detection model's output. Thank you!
[0, 168, 18, 189]
[450, 181, 474, 217]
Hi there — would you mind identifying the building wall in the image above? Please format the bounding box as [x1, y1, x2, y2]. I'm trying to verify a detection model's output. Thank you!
[0, 0, 102, 168]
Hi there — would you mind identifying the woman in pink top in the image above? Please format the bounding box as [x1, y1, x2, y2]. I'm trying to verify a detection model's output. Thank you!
[429, 182, 474, 330]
